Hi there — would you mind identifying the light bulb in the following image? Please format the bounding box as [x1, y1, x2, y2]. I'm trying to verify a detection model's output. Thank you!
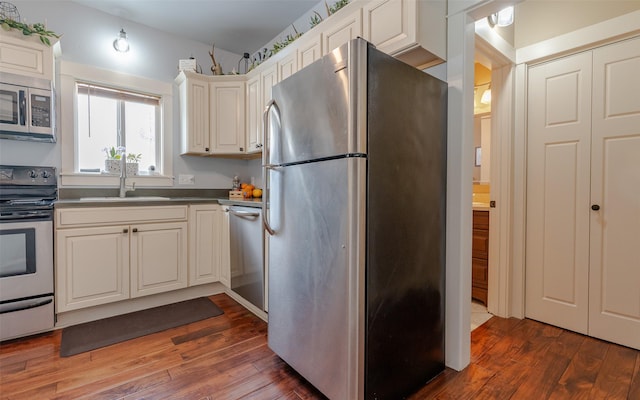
[113, 29, 130, 53]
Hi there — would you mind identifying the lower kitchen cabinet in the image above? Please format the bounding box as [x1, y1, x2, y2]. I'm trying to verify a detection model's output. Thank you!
[130, 222, 188, 298]
[219, 206, 231, 288]
[472, 210, 489, 305]
[55, 206, 188, 312]
[189, 205, 223, 286]
[56, 225, 130, 312]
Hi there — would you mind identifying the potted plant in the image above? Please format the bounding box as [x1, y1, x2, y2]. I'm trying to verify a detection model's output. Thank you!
[126, 153, 142, 176]
[102, 146, 125, 174]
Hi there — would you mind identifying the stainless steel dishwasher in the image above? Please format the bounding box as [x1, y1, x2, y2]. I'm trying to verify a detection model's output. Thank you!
[228, 205, 264, 311]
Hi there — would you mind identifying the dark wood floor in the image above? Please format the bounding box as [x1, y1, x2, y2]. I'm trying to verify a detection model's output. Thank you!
[1, 293, 639, 399]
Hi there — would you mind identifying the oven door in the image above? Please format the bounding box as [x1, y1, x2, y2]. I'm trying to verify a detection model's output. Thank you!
[0, 219, 54, 301]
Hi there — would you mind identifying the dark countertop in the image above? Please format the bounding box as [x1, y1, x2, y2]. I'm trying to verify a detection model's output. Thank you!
[55, 188, 262, 208]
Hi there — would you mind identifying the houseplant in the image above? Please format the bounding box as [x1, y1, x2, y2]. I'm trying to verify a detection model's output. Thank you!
[126, 153, 142, 176]
[102, 146, 125, 174]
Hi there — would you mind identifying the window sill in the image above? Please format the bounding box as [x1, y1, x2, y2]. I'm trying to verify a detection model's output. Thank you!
[59, 172, 173, 187]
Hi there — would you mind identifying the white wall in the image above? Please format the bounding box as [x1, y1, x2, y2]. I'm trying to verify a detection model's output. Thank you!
[1, 1, 253, 189]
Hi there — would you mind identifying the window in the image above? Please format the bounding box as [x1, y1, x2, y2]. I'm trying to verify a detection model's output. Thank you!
[59, 61, 173, 187]
[76, 83, 160, 173]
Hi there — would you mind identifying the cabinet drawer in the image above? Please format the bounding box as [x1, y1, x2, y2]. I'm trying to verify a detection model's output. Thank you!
[473, 210, 489, 230]
[56, 206, 188, 227]
[472, 229, 489, 259]
[472, 286, 488, 305]
[472, 257, 488, 287]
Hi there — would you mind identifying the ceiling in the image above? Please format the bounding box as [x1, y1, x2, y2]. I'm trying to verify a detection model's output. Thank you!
[72, 0, 319, 55]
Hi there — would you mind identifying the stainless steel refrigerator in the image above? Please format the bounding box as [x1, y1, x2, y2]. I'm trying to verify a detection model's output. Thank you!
[263, 38, 446, 400]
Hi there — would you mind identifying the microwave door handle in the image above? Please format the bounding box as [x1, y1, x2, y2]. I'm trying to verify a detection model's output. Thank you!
[19, 90, 26, 126]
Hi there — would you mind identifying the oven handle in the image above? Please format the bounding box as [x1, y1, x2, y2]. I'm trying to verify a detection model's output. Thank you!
[0, 297, 53, 314]
[0, 212, 53, 221]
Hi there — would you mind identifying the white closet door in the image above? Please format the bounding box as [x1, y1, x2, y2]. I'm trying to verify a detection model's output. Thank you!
[589, 37, 640, 349]
[525, 52, 592, 334]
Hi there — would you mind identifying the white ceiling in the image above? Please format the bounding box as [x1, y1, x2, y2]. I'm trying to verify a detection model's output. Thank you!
[72, 0, 319, 55]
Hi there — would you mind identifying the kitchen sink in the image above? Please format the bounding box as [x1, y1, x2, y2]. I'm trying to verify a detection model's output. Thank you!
[80, 196, 171, 202]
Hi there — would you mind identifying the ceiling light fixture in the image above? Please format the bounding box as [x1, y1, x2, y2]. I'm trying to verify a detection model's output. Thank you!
[113, 28, 130, 53]
[487, 6, 514, 28]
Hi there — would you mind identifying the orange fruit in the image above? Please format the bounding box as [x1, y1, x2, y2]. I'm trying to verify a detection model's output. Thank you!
[252, 189, 262, 198]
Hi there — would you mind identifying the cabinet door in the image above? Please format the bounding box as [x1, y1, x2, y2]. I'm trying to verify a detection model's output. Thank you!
[210, 80, 246, 154]
[219, 206, 231, 287]
[588, 37, 640, 349]
[323, 8, 362, 55]
[278, 50, 298, 81]
[261, 63, 278, 114]
[183, 76, 210, 154]
[0, 35, 54, 79]
[189, 205, 222, 286]
[56, 226, 130, 312]
[298, 34, 323, 69]
[130, 222, 188, 298]
[362, 0, 417, 56]
[245, 75, 262, 154]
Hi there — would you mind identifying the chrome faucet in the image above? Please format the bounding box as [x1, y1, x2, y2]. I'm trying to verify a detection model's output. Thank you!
[119, 152, 135, 197]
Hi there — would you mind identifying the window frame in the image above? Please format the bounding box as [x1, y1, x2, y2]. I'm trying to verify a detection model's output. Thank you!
[59, 61, 173, 187]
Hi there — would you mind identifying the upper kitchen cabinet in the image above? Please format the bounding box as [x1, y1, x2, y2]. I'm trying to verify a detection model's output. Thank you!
[0, 33, 59, 80]
[210, 78, 246, 154]
[176, 72, 247, 156]
[298, 34, 323, 69]
[322, 6, 363, 55]
[245, 74, 262, 154]
[362, 0, 446, 68]
[278, 50, 299, 81]
[176, 71, 210, 155]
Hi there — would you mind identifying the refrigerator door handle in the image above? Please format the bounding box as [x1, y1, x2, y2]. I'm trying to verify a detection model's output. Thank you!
[263, 99, 280, 237]
[263, 99, 280, 166]
[263, 165, 278, 236]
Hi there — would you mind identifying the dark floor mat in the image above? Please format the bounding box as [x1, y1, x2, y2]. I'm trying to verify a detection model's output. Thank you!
[60, 297, 223, 357]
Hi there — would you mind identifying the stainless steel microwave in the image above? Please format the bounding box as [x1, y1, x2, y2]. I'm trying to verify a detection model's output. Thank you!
[0, 72, 55, 143]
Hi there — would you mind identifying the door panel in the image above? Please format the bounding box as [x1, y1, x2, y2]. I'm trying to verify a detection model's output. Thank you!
[267, 157, 363, 400]
[589, 37, 640, 349]
[525, 51, 592, 334]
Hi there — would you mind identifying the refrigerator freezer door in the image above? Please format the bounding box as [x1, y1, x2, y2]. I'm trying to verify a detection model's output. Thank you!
[269, 40, 366, 166]
[267, 157, 366, 400]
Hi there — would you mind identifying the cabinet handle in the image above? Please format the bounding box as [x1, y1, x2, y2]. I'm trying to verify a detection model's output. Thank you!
[205, 147, 210, 152]
[123, 228, 128, 234]
[132, 228, 138, 233]
[591, 204, 600, 211]
[239, 147, 244, 152]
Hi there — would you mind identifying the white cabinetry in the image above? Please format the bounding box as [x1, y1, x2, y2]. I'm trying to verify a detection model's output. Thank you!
[176, 72, 246, 156]
[55, 206, 188, 312]
[188, 204, 224, 286]
[130, 222, 188, 298]
[210, 79, 246, 154]
[245, 75, 262, 153]
[298, 34, 323, 69]
[219, 206, 231, 287]
[0, 33, 58, 80]
[323, 8, 363, 55]
[278, 51, 298, 81]
[56, 225, 130, 311]
[177, 71, 210, 155]
[362, 0, 445, 69]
